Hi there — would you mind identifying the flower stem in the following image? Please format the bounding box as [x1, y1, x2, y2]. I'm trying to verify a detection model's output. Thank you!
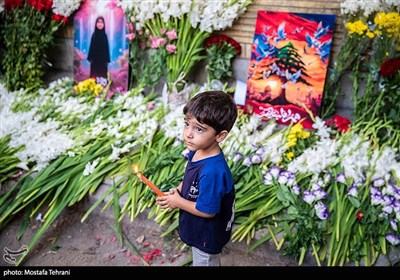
[311, 243, 321, 266]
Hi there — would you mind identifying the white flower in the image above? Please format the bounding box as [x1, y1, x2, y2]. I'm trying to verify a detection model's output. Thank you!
[347, 185, 358, 197]
[315, 202, 329, 220]
[52, 0, 83, 18]
[303, 190, 316, 205]
[83, 159, 99, 176]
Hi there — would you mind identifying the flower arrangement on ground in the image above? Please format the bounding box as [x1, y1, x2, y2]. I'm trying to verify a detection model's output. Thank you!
[1, 0, 83, 91]
[1, 77, 400, 265]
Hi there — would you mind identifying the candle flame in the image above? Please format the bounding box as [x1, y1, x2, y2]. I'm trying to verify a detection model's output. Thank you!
[131, 164, 139, 174]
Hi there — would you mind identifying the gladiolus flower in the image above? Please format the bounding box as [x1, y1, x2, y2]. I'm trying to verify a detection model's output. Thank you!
[356, 210, 363, 221]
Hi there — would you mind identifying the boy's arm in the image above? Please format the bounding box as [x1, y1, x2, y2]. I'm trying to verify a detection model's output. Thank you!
[176, 197, 215, 218]
[177, 181, 182, 193]
[156, 184, 215, 218]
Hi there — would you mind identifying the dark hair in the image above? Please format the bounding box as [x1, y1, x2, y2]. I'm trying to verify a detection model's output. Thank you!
[183, 91, 238, 133]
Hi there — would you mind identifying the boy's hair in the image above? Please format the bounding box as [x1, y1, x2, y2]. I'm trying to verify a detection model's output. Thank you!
[183, 90, 238, 134]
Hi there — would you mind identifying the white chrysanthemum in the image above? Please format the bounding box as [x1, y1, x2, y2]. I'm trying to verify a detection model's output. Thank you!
[52, 0, 83, 17]
[340, 0, 396, 17]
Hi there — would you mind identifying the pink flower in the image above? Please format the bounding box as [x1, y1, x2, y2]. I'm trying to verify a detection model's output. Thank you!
[166, 29, 177, 40]
[151, 37, 166, 49]
[126, 33, 135, 41]
[166, 44, 177, 54]
[127, 22, 134, 33]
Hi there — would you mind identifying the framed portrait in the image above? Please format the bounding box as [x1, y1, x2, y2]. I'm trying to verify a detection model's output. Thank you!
[73, 0, 128, 94]
[245, 11, 336, 129]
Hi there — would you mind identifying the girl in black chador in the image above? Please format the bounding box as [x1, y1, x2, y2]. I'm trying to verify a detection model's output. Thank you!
[87, 16, 110, 81]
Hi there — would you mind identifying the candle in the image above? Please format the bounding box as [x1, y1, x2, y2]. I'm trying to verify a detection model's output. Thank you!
[136, 172, 164, 197]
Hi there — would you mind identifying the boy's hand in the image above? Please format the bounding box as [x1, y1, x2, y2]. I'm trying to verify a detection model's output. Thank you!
[155, 189, 180, 211]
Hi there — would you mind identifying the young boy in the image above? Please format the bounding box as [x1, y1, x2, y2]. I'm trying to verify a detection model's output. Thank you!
[156, 90, 238, 266]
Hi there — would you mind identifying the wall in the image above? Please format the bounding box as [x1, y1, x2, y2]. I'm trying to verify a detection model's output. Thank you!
[51, 0, 345, 72]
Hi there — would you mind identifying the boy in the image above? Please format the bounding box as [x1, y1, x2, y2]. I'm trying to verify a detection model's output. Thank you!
[156, 90, 238, 266]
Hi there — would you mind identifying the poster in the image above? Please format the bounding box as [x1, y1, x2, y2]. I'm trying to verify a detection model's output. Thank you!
[73, 0, 128, 94]
[245, 11, 336, 129]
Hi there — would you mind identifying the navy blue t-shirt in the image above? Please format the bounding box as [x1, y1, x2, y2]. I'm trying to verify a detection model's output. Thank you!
[179, 150, 235, 254]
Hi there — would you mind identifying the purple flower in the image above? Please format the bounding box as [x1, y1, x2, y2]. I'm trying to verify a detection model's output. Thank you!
[315, 202, 329, 220]
[291, 184, 300, 195]
[383, 195, 394, 207]
[243, 156, 252, 167]
[393, 200, 400, 213]
[336, 173, 346, 184]
[371, 193, 384, 205]
[251, 154, 262, 164]
[270, 166, 281, 178]
[303, 190, 316, 205]
[386, 234, 400, 246]
[347, 184, 358, 197]
[311, 182, 321, 191]
[173, 138, 183, 146]
[314, 189, 327, 200]
[373, 178, 385, 188]
[382, 205, 393, 215]
[370, 186, 381, 196]
[233, 152, 243, 162]
[263, 172, 273, 185]
[182, 148, 190, 159]
[255, 146, 266, 155]
[383, 183, 396, 196]
[278, 172, 289, 185]
[390, 219, 398, 231]
[394, 188, 400, 200]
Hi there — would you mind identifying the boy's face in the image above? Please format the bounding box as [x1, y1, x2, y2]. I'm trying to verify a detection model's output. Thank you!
[183, 114, 218, 151]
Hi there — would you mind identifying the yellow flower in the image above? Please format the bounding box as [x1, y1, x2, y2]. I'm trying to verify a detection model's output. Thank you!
[285, 123, 311, 149]
[346, 20, 369, 36]
[74, 78, 103, 96]
[366, 31, 375, 39]
[286, 151, 294, 160]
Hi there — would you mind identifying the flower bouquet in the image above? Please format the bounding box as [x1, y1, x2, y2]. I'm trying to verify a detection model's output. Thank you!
[204, 34, 241, 82]
[1, 0, 82, 91]
[320, 0, 400, 118]
[119, 0, 252, 107]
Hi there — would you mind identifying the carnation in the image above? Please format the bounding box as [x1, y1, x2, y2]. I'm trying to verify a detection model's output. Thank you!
[379, 57, 400, 78]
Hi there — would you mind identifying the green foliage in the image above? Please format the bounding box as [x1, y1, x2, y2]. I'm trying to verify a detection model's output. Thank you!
[206, 42, 237, 81]
[1, 3, 61, 91]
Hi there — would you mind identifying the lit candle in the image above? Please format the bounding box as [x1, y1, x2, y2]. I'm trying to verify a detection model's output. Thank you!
[132, 165, 164, 196]
[137, 172, 164, 196]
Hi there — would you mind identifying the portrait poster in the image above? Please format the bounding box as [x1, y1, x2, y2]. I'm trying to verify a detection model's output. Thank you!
[74, 0, 128, 94]
[245, 11, 336, 129]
